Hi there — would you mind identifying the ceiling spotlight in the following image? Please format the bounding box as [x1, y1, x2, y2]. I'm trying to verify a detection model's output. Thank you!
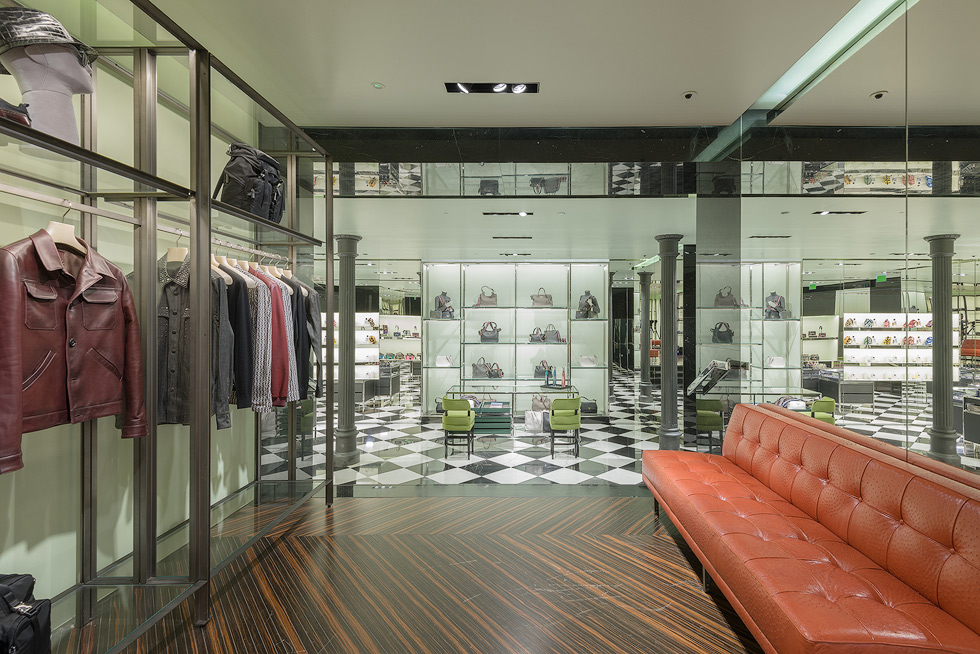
[493, 83, 508, 93]
[682, 90, 697, 100]
[870, 90, 888, 100]
[371, 82, 385, 90]
[512, 83, 527, 94]
[820, 211, 830, 215]
[518, 211, 527, 216]
[456, 83, 470, 94]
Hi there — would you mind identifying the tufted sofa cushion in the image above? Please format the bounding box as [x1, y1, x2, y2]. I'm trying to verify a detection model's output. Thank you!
[643, 403, 980, 654]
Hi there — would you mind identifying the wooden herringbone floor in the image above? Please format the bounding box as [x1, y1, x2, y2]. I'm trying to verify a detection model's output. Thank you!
[123, 495, 762, 654]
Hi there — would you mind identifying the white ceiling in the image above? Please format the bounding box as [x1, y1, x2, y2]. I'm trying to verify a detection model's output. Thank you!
[773, 1, 980, 126]
[152, 0, 859, 128]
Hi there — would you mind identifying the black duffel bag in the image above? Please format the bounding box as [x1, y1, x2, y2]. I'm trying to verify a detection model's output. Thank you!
[0, 574, 51, 654]
[213, 143, 285, 223]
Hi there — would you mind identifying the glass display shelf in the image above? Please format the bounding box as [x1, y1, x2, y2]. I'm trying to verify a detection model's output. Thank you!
[50, 583, 194, 654]
[515, 306, 570, 310]
[381, 337, 421, 340]
[463, 341, 518, 345]
[846, 345, 939, 349]
[449, 382, 579, 395]
[422, 318, 459, 321]
[696, 306, 752, 310]
[571, 318, 606, 322]
[463, 306, 519, 310]
[802, 337, 839, 341]
[211, 200, 321, 247]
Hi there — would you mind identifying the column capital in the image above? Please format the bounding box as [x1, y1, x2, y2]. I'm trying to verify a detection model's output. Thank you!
[638, 271, 653, 283]
[656, 234, 683, 257]
[924, 234, 960, 257]
[335, 234, 361, 256]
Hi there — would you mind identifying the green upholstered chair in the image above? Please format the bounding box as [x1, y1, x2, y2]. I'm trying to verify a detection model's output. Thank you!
[696, 398, 725, 439]
[441, 397, 476, 458]
[549, 397, 582, 457]
[810, 397, 836, 425]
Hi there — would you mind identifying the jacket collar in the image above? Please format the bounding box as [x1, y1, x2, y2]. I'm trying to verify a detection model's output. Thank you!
[158, 253, 190, 288]
[30, 229, 114, 279]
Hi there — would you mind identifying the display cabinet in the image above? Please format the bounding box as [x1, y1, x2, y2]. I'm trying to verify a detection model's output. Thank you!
[422, 262, 609, 416]
[802, 315, 840, 367]
[0, 2, 333, 650]
[841, 312, 960, 382]
[329, 312, 379, 380]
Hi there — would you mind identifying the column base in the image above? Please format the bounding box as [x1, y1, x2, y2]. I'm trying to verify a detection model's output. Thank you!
[658, 427, 682, 451]
[639, 380, 652, 401]
[925, 427, 961, 467]
[334, 426, 361, 468]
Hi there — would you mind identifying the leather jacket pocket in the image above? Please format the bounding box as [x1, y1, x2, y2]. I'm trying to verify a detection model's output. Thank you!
[88, 347, 122, 380]
[23, 280, 57, 330]
[23, 350, 55, 390]
[81, 287, 118, 330]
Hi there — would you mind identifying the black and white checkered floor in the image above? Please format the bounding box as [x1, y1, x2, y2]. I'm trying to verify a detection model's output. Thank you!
[260, 367, 980, 483]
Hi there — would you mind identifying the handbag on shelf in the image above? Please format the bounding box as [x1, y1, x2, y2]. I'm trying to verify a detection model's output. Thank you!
[530, 287, 553, 307]
[529, 327, 545, 343]
[486, 362, 504, 378]
[543, 324, 563, 343]
[531, 394, 552, 412]
[430, 292, 454, 319]
[581, 398, 598, 414]
[479, 321, 501, 343]
[766, 356, 786, 368]
[524, 410, 544, 434]
[534, 360, 555, 379]
[471, 357, 503, 378]
[579, 355, 598, 367]
[435, 355, 453, 367]
[395, 352, 405, 360]
[714, 286, 739, 308]
[474, 286, 498, 307]
[479, 179, 500, 196]
[412, 331, 420, 338]
[392, 325, 402, 338]
[575, 291, 600, 319]
[711, 322, 735, 344]
[405, 354, 415, 361]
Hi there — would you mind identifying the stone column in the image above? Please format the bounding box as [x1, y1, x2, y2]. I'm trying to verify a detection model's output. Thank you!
[657, 234, 683, 450]
[924, 234, 960, 467]
[335, 234, 361, 467]
[638, 271, 653, 399]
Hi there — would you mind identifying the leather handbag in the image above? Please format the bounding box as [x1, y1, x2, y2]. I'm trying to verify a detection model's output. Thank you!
[576, 292, 600, 319]
[395, 352, 405, 360]
[479, 321, 501, 343]
[530, 287, 553, 307]
[581, 398, 598, 414]
[486, 362, 504, 378]
[543, 324, 562, 343]
[474, 286, 498, 307]
[524, 409, 544, 434]
[711, 322, 735, 343]
[471, 357, 490, 378]
[714, 286, 738, 308]
[529, 327, 545, 343]
[531, 394, 552, 412]
[534, 360, 555, 378]
[430, 292, 454, 319]
[392, 325, 402, 338]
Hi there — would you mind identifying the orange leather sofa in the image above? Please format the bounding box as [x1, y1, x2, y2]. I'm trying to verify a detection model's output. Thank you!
[642, 403, 980, 654]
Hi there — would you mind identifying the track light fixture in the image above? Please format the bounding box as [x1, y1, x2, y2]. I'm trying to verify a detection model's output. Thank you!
[446, 82, 539, 94]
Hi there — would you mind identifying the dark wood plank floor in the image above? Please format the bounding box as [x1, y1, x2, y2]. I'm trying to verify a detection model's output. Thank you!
[124, 496, 762, 654]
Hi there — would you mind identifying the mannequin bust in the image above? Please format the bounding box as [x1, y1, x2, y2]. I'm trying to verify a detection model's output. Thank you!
[764, 291, 785, 319]
[0, 43, 93, 145]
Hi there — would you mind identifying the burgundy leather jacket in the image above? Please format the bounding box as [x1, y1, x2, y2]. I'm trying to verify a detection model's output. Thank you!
[0, 230, 146, 474]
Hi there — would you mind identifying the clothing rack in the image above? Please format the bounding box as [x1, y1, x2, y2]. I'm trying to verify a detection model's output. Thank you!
[156, 224, 287, 263]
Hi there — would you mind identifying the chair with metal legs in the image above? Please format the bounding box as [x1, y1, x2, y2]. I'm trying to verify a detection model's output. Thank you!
[441, 397, 475, 458]
[548, 397, 582, 457]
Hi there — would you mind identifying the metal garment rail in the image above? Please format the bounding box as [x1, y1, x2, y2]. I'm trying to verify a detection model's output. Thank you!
[156, 224, 288, 262]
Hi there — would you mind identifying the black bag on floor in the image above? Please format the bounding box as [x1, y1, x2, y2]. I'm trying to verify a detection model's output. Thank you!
[0, 574, 51, 654]
[213, 143, 285, 223]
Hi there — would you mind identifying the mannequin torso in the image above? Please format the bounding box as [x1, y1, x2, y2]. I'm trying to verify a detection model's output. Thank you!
[0, 44, 94, 145]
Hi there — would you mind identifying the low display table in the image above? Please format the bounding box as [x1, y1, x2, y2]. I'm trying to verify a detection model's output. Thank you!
[446, 382, 579, 436]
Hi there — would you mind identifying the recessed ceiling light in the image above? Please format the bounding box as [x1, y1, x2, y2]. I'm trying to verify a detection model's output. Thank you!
[492, 236, 532, 240]
[820, 211, 830, 215]
[811, 211, 866, 215]
[456, 83, 470, 94]
[748, 235, 791, 239]
[870, 90, 888, 100]
[558, 211, 566, 216]
[512, 83, 527, 94]
[371, 82, 385, 89]
[493, 83, 508, 93]
[518, 211, 527, 216]
[682, 91, 697, 100]
[483, 211, 533, 216]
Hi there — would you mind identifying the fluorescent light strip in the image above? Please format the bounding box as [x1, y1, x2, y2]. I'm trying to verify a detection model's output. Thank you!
[753, 0, 917, 111]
